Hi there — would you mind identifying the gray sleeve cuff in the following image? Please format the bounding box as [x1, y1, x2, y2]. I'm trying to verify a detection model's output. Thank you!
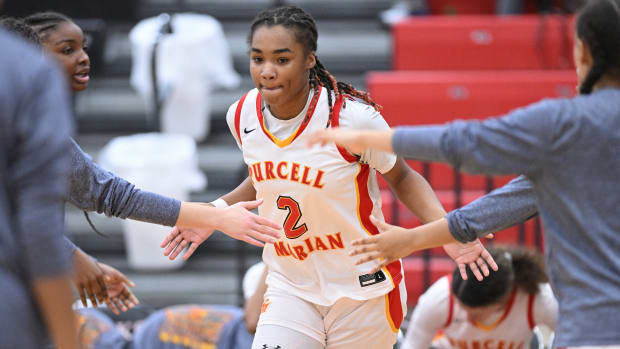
[126, 190, 181, 227]
[445, 210, 478, 243]
[392, 126, 448, 162]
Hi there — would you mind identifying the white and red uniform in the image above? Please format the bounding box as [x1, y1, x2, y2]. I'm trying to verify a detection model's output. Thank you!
[402, 276, 558, 349]
[226, 87, 407, 348]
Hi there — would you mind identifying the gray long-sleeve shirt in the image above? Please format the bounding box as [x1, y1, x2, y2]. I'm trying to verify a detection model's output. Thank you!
[446, 175, 538, 242]
[62, 139, 182, 256]
[392, 87, 620, 347]
[0, 30, 74, 348]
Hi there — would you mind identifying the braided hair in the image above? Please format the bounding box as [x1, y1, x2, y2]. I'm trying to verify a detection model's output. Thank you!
[24, 12, 72, 43]
[0, 17, 40, 44]
[451, 245, 548, 307]
[248, 5, 382, 125]
[576, 0, 620, 94]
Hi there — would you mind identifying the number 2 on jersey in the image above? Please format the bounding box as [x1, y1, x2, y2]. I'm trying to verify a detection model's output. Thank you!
[277, 196, 308, 239]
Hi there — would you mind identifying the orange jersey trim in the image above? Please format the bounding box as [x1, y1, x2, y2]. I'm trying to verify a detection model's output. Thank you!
[472, 288, 518, 332]
[256, 88, 321, 148]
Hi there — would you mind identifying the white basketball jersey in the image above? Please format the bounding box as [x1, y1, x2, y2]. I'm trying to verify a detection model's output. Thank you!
[231, 87, 404, 311]
[435, 276, 536, 349]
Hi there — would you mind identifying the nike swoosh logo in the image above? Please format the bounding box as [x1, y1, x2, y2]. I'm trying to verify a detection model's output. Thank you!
[244, 128, 256, 134]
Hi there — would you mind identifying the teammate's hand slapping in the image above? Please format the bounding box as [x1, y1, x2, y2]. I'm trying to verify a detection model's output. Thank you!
[161, 199, 283, 261]
[349, 216, 498, 280]
[97, 263, 139, 315]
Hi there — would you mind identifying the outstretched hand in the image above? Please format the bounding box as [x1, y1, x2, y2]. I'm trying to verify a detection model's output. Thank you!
[307, 128, 369, 154]
[71, 248, 108, 308]
[350, 216, 499, 279]
[161, 199, 283, 261]
[161, 226, 214, 261]
[349, 216, 417, 274]
[443, 239, 498, 281]
[97, 263, 139, 315]
[216, 199, 283, 246]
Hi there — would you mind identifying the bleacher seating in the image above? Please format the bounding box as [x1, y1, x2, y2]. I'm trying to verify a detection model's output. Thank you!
[369, 70, 576, 190]
[393, 15, 574, 70]
[427, 0, 495, 15]
[377, 14, 563, 306]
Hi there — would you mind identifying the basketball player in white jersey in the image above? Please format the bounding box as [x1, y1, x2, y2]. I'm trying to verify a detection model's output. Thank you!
[402, 246, 557, 349]
[162, 5, 496, 349]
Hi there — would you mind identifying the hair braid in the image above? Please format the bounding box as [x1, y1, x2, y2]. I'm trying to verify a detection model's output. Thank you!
[0, 17, 40, 44]
[579, 36, 608, 94]
[24, 12, 71, 42]
[249, 5, 382, 126]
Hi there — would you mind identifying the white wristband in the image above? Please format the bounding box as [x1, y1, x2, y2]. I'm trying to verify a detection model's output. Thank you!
[210, 198, 229, 208]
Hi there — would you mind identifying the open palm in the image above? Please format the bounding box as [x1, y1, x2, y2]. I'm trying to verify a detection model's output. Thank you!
[161, 226, 215, 261]
[97, 263, 139, 315]
[443, 239, 498, 281]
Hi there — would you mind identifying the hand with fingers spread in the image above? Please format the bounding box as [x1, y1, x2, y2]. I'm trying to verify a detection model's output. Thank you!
[161, 199, 283, 261]
[71, 248, 108, 308]
[349, 216, 418, 274]
[97, 263, 139, 315]
[161, 226, 214, 261]
[214, 199, 283, 246]
[443, 239, 498, 281]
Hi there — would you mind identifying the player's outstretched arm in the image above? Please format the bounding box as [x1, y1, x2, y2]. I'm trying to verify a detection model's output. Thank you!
[308, 128, 394, 154]
[161, 178, 282, 260]
[350, 216, 497, 280]
[380, 158, 497, 280]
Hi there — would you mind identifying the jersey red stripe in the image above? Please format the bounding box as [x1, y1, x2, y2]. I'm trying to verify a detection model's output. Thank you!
[527, 292, 536, 329]
[356, 163, 403, 287]
[331, 96, 358, 163]
[234, 93, 248, 146]
[445, 274, 454, 328]
[387, 281, 404, 331]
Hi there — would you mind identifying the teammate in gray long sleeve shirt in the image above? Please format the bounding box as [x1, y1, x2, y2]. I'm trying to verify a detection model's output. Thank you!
[391, 87, 620, 346]
[67, 139, 181, 226]
[61, 139, 182, 256]
[393, 91, 620, 348]
[0, 29, 78, 348]
[310, 1, 620, 346]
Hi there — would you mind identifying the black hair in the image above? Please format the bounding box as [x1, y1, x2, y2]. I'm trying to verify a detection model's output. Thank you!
[576, 0, 620, 94]
[451, 245, 548, 307]
[0, 17, 40, 44]
[24, 11, 72, 43]
[247, 5, 381, 125]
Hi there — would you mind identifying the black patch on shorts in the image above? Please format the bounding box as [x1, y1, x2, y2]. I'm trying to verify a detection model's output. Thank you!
[359, 270, 387, 287]
[262, 345, 282, 349]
